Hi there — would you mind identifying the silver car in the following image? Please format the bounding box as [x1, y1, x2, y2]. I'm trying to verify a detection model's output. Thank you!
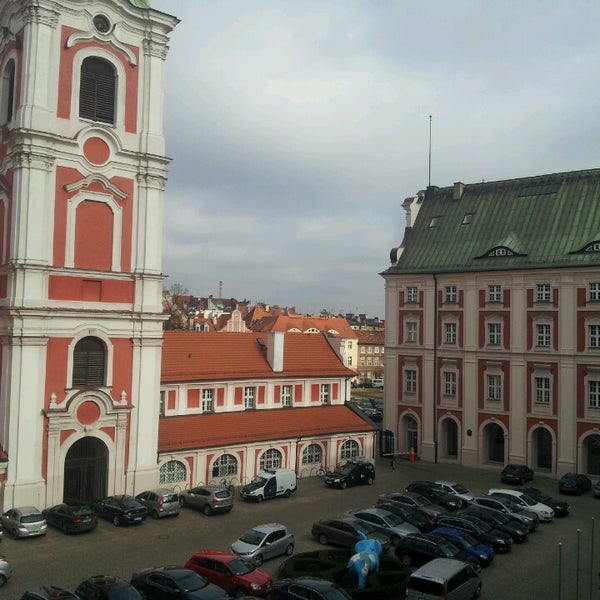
[179, 485, 233, 516]
[231, 522, 295, 566]
[135, 488, 180, 519]
[0, 555, 10, 587]
[347, 507, 420, 546]
[1, 506, 47, 539]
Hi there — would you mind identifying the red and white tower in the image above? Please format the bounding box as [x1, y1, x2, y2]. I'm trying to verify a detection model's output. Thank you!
[0, 0, 177, 508]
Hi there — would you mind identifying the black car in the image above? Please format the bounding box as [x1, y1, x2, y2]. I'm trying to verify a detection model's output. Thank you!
[470, 495, 538, 533]
[394, 532, 481, 571]
[272, 576, 352, 600]
[558, 473, 592, 495]
[406, 481, 463, 511]
[375, 501, 435, 532]
[432, 513, 513, 553]
[516, 487, 570, 517]
[130, 567, 226, 600]
[75, 575, 142, 600]
[377, 491, 445, 518]
[42, 503, 98, 534]
[324, 459, 375, 489]
[500, 464, 534, 485]
[458, 507, 529, 543]
[21, 587, 78, 600]
[92, 495, 147, 526]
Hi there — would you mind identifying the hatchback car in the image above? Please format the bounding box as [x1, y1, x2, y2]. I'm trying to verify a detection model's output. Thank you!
[0, 555, 11, 587]
[432, 513, 513, 553]
[406, 481, 463, 511]
[470, 495, 538, 533]
[271, 577, 352, 600]
[430, 527, 494, 566]
[135, 488, 180, 519]
[75, 575, 142, 600]
[130, 567, 226, 600]
[458, 506, 529, 543]
[1, 506, 47, 538]
[377, 491, 446, 517]
[43, 503, 98, 534]
[21, 587, 77, 599]
[324, 459, 375, 489]
[347, 507, 419, 545]
[185, 550, 272, 597]
[179, 485, 234, 515]
[92, 495, 147, 526]
[516, 487, 570, 517]
[231, 523, 295, 566]
[375, 501, 435, 532]
[558, 472, 592, 495]
[488, 488, 554, 522]
[435, 481, 474, 504]
[500, 463, 534, 485]
[311, 517, 391, 552]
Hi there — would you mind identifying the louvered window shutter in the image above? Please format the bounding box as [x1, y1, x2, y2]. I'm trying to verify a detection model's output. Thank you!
[79, 58, 116, 124]
[73, 337, 106, 386]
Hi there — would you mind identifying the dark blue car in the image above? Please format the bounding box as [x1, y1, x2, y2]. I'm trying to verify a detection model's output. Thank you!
[92, 495, 147, 526]
[430, 527, 494, 566]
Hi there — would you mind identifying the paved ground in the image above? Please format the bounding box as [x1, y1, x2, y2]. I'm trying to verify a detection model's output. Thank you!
[3, 457, 600, 599]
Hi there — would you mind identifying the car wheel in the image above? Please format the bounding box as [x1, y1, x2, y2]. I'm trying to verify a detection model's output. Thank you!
[341, 481, 347, 490]
[113, 516, 120, 526]
[318, 534, 328, 545]
[390, 535, 400, 547]
[367, 477, 374, 485]
[256, 495, 263, 503]
[400, 554, 412, 566]
[283, 489, 291, 498]
[285, 543, 294, 555]
[179, 497, 187, 508]
[254, 554, 264, 566]
[234, 588, 246, 598]
[0, 574, 6, 587]
[203, 504, 212, 516]
[472, 582, 482, 599]
[12, 527, 19, 540]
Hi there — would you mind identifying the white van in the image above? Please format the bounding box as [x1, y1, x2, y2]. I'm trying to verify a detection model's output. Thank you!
[240, 468, 297, 503]
[405, 558, 482, 600]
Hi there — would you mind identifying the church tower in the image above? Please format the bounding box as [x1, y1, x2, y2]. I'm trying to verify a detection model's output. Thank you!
[0, 0, 178, 508]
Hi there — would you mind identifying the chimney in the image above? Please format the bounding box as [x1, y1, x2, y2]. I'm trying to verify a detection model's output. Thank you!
[267, 331, 284, 372]
[453, 182, 465, 200]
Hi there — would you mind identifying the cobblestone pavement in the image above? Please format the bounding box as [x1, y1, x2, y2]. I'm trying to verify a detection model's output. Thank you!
[3, 458, 600, 599]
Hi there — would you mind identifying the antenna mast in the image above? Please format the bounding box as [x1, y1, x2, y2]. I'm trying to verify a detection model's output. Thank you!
[428, 115, 432, 187]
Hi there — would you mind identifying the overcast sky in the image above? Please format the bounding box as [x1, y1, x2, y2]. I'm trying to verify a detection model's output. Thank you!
[150, 0, 600, 318]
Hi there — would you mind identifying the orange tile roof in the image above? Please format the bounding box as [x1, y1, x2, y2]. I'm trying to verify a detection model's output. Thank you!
[158, 405, 375, 451]
[251, 314, 357, 338]
[356, 330, 385, 344]
[161, 331, 355, 383]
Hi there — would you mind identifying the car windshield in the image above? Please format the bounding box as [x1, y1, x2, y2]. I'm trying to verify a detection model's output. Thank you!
[250, 476, 268, 486]
[382, 512, 404, 526]
[239, 528, 266, 546]
[214, 490, 230, 499]
[70, 506, 93, 516]
[355, 522, 377, 535]
[451, 484, 469, 494]
[410, 494, 432, 507]
[462, 533, 479, 546]
[437, 539, 460, 557]
[106, 582, 143, 600]
[21, 514, 43, 523]
[519, 494, 536, 506]
[501, 498, 522, 511]
[322, 585, 353, 600]
[229, 558, 254, 575]
[177, 571, 209, 591]
[336, 464, 356, 475]
[122, 499, 141, 509]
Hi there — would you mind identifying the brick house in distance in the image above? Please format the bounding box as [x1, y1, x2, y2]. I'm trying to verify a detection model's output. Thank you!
[382, 170, 600, 478]
[356, 329, 385, 385]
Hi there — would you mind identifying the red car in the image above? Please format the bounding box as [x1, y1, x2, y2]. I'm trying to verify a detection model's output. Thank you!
[184, 549, 272, 597]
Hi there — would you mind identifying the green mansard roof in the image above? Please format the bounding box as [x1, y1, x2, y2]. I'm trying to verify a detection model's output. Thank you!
[128, 0, 151, 8]
[384, 168, 600, 275]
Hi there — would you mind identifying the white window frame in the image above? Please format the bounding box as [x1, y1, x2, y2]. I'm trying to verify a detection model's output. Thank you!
[535, 376, 551, 405]
[444, 322, 457, 345]
[201, 389, 214, 413]
[320, 384, 330, 404]
[590, 283, 600, 302]
[443, 371, 457, 397]
[488, 323, 502, 346]
[589, 380, 600, 408]
[281, 384, 292, 407]
[536, 323, 551, 347]
[405, 369, 417, 393]
[590, 325, 600, 349]
[244, 386, 255, 409]
[445, 286, 458, 303]
[407, 286, 418, 303]
[536, 283, 551, 302]
[488, 284, 502, 302]
[487, 374, 502, 401]
[406, 321, 418, 343]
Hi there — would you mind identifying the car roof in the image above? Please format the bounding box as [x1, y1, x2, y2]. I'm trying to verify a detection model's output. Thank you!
[12, 506, 41, 515]
[192, 549, 239, 560]
[251, 522, 287, 533]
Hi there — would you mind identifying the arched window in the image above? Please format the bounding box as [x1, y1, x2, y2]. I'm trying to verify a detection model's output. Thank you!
[1, 59, 15, 124]
[72, 336, 106, 387]
[159, 460, 186, 484]
[301, 443, 322, 465]
[260, 448, 282, 471]
[340, 439, 359, 460]
[211, 454, 238, 478]
[79, 57, 116, 124]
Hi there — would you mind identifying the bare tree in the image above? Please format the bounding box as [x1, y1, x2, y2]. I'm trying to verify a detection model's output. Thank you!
[163, 283, 190, 330]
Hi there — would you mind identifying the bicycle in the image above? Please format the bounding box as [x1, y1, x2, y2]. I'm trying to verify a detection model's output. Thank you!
[315, 464, 327, 477]
[220, 477, 236, 495]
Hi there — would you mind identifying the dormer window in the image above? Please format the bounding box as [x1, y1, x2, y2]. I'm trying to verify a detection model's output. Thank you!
[429, 217, 440, 228]
[487, 247, 514, 257]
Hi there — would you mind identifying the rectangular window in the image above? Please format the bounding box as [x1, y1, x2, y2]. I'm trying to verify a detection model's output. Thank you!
[373, 357, 379, 366]
[406, 322, 417, 343]
[360, 357, 365, 366]
[589, 381, 600, 408]
[405, 369, 417, 393]
[590, 325, 600, 349]
[367, 357, 372, 366]
[243, 386, 255, 409]
[444, 322, 457, 344]
[367, 346, 373, 354]
[407, 286, 418, 303]
[535, 377, 550, 404]
[374, 346, 380, 354]
[590, 283, 600, 302]
[347, 341, 352, 349]
[201, 389, 214, 412]
[487, 374, 502, 401]
[488, 284, 502, 302]
[488, 323, 502, 345]
[443, 372, 457, 396]
[360, 347, 365, 354]
[347, 356, 353, 366]
[536, 324, 551, 347]
[281, 385, 292, 407]
[445, 286, 458, 303]
[320, 384, 330, 404]
[536, 283, 551, 302]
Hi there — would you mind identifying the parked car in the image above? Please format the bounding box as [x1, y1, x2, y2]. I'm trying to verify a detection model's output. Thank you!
[488, 488, 554, 522]
[179, 485, 234, 515]
[21, 587, 77, 599]
[92, 495, 147, 526]
[406, 481, 464, 511]
[435, 481, 474, 504]
[594, 480, 600, 498]
[500, 464, 534, 485]
[184, 550, 272, 597]
[0, 555, 11, 587]
[394, 532, 481, 571]
[231, 523, 295, 566]
[458, 506, 529, 543]
[516, 487, 570, 517]
[42, 503, 98, 534]
[432, 513, 513, 553]
[75, 575, 142, 600]
[375, 501, 435, 532]
[377, 491, 445, 517]
[470, 495, 539, 532]
[558, 472, 592, 495]
[346, 507, 420, 545]
[135, 488, 180, 519]
[311, 517, 391, 552]
[130, 567, 226, 600]
[405, 558, 482, 600]
[271, 577, 352, 600]
[1, 506, 47, 539]
[429, 527, 494, 566]
[324, 459, 375, 489]
[240, 469, 297, 503]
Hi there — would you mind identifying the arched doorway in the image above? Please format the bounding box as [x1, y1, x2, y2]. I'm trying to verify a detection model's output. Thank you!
[483, 422, 505, 463]
[532, 428, 553, 470]
[63, 437, 108, 503]
[584, 434, 600, 476]
[441, 418, 458, 459]
[404, 415, 418, 454]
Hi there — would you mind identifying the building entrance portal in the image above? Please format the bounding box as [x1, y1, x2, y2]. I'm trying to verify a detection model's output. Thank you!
[63, 437, 108, 503]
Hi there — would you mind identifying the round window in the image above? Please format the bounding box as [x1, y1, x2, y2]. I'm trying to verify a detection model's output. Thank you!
[93, 14, 111, 34]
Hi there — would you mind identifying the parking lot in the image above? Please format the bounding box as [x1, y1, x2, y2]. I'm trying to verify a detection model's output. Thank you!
[4, 457, 600, 599]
